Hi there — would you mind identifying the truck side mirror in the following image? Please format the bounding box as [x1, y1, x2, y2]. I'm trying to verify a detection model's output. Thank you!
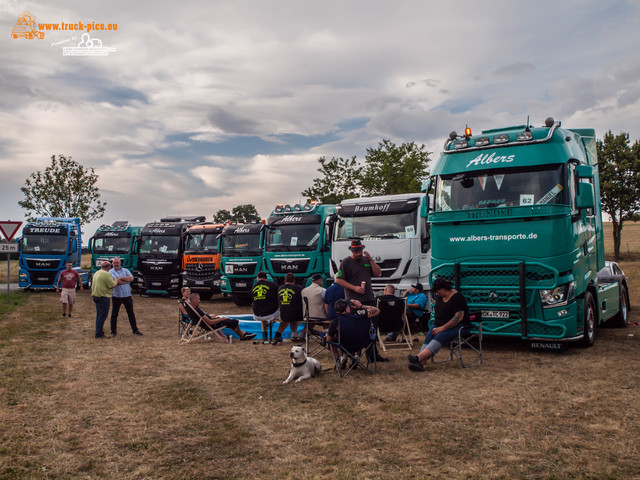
[421, 178, 432, 193]
[576, 182, 595, 209]
[576, 165, 594, 179]
[88, 236, 94, 250]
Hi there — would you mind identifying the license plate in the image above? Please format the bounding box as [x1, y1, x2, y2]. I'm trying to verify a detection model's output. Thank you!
[236, 282, 247, 287]
[195, 281, 204, 285]
[482, 310, 509, 319]
[151, 282, 161, 286]
[38, 277, 48, 281]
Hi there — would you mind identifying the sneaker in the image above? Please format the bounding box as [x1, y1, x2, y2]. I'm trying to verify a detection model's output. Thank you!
[408, 361, 425, 372]
[62, 313, 67, 317]
[241, 333, 257, 341]
[68, 314, 72, 318]
[271, 337, 283, 345]
[133, 330, 143, 336]
[407, 354, 419, 364]
[262, 340, 270, 345]
[111, 333, 117, 338]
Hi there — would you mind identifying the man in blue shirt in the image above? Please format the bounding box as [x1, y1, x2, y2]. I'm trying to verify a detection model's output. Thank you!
[404, 282, 428, 332]
[109, 257, 142, 337]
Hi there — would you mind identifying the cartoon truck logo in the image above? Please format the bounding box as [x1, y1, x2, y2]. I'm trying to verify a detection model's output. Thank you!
[11, 12, 45, 39]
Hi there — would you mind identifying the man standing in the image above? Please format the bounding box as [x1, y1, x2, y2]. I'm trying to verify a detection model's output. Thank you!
[334, 240, 381, 305]
[109, 257, 142, 337]
[252, 271, 280, 344]
[274, 273, 304, 344]
[56, 261, 83, 317]
[91, 260, 117, 339]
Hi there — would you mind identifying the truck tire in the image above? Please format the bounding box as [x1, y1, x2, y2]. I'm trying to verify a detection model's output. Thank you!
[232, 292, 252, 307]
[579, 292, 596, 347]
[609, 285, 629, 328]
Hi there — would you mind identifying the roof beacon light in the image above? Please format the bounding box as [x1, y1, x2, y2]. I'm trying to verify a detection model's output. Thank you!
[464, 126, 472, 139]
[494, 134, 509, 144]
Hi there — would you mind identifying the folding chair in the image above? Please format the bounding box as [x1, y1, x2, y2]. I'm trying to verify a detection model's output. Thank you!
[179, 300, 226, 345]
[327, 314, 377, 378]
[376, 296, 413, 351]
[431, 312, 483, 368]
[303, 297, 331, 358]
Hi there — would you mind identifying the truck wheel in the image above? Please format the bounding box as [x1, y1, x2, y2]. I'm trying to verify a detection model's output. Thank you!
[579, 292, 596, 347]
[231, 292, 252, 307]
[609, 285, 629, 328]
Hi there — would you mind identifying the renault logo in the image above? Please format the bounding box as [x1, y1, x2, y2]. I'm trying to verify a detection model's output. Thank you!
[489, 291, 498, 301]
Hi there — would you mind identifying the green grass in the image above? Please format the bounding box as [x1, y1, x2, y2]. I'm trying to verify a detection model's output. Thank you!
[0, 290, 28, 319]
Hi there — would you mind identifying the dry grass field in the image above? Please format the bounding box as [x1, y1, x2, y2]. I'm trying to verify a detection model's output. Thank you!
[1, 225, 640, 479]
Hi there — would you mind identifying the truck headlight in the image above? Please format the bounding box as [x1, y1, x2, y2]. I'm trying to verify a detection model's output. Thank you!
[540, 282, 574, 308]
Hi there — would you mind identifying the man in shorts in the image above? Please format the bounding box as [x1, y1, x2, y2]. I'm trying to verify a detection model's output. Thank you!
[252, 271, 280, 344]
[56, 262, 83, 317]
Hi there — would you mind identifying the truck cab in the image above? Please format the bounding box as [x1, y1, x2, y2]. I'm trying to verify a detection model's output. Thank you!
[219, 222, 266, 306]
[330, 193, 431, 294]
[182, 223, 226, 300]
[137, 216, 206, 296]
[18, 217, 87, 289]
[88, 222, 142, 287]
[428, 118, 626, 346]
[264, 202, 336, 286]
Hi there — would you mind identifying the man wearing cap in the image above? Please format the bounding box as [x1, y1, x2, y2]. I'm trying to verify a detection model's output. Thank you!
[91, 260, 119, 339]
[334, 240, 381, 306]
[404, 282, 429, 332]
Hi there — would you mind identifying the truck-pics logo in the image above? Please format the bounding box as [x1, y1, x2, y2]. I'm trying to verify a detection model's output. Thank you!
[466, 152, 516, 168]
[11, 12, 44, 39]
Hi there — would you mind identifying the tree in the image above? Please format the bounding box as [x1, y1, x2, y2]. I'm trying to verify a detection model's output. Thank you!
[597, 131, 640, 261]
[359, 140, 431, 196]
[301, 156, 362, 204]
[19, 155, 106, 225]
[213, 204, 261, 223]
[301, 140, 432, 204]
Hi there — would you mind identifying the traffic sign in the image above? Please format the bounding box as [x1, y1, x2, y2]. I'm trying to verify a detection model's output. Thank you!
[0, 243, 18, 252]
[0, 221, 22, 242]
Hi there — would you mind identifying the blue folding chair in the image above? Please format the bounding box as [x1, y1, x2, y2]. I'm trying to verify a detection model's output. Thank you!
[327, 313, 377, 377]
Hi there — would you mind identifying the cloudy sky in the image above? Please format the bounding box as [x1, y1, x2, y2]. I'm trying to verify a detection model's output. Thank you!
[2, 0, 640, 240]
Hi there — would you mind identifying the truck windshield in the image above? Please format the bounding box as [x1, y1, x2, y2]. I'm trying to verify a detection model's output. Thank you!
[266, 224, 320, 252]
[93, 235, 131, 254]
[21, 234, 68, 254]
[139, 235, 180, 255]
[335, 210, 418, 240]
[222, 234, 262, 256]
[435, 164, 565, 211]
[185, 233, 219, 254]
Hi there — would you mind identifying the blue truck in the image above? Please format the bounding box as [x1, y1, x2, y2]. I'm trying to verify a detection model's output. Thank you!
[18, 217, 87, 289]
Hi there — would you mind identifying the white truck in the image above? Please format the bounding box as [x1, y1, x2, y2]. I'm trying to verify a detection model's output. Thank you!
[329, 193, 431, 293]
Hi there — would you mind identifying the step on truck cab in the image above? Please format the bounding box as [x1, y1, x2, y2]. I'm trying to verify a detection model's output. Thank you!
[137, 216, 206, 296]
[264, 202, 336, 287]
[88, 222, 142, 287]
[428, 117, 627, 347]
[18, 217, 87, 289]
[330, 193, 431, 294]
[182, 222, 226, 300]
[219, 222, 266, 306]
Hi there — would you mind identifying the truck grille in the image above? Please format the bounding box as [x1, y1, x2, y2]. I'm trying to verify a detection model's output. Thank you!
[378, 259, 401, 278]
[269, 259, 310, 274]
[31, 272, 58, 285]
[185, 263, 217, 280]
[26, 259, 60, 269]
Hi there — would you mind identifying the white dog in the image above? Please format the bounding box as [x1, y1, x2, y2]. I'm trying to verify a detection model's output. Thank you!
[283, 346, 322, 384]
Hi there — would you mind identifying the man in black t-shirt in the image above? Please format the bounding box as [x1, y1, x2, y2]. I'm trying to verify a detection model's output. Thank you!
[273, 273, 304, 344]
[335, 239, 381, 305]
[252, 271, 280, 344]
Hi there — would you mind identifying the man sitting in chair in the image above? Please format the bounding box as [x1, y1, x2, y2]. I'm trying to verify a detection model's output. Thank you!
[329, 299, 388, 362]
[386, 282, 428, 341]
[188, 293, 256, 341]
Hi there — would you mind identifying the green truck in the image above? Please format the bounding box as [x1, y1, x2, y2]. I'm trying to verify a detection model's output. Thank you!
[264, 202, 336, 286]
[219, 222, 267, 306]
[428, 117, 629, 347]
[88, 222, 142, 286]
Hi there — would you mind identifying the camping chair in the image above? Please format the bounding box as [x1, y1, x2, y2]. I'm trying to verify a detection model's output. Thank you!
[376, 296, 413, 351]
[303, 297, 331, 358]
[431, 312, 483, 368]
[326, 314, 377, 378]
[179, 300, 226, 345]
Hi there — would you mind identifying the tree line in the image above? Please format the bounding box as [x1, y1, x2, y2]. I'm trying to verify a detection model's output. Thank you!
[17, 133, 640, 261]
